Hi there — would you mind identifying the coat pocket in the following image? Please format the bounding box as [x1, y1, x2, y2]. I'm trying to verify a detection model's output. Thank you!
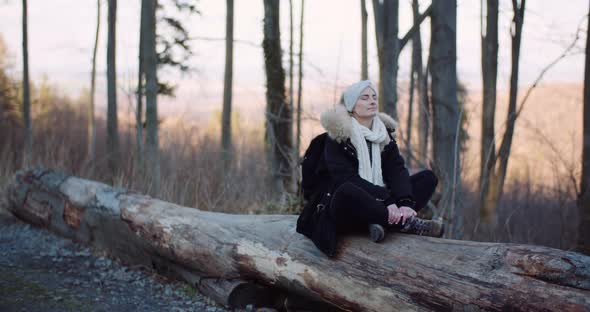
[296, 191, 332, 236]
[317, 190, 336, 216]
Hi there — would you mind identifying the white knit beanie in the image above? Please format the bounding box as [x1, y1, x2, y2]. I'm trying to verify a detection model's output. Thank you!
[341, 80, 377, 112]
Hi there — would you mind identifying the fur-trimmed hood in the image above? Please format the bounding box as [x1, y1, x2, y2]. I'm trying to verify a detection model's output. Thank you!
[320, 104, 398, 143]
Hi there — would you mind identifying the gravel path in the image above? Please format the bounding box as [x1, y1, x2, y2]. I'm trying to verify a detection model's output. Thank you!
[0, 211, 234, 312]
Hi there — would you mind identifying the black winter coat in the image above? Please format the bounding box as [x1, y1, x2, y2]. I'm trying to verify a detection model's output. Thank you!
[296, 106, 415, 257]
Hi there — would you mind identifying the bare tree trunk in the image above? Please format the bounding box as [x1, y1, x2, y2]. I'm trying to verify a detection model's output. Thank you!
[430, 0, 461, 232]
[22, 0, 32, 166]
[361, 0, 368, 80]
[289, 0, 295, 163]
[479, 0, 499, 218]
[480, 0, 525, 224]
[418, 64, 430, 165]
[372, 0, 384, 105]
[88, 0, 101, 163]
[107, 0, 119, 177]
[221, 0, 234, 167]
[136, 0, 146, 171]
[296, 0, 304, 157]
[413, 0, 428, 166]
[381, 0, 399, 120]
[406, 0, 426, 168]
[263, 0, 293, 195]
[143, 0, 160, 195]
[375, 0, 399, 119]
[579, 2, 590, 256]
[406, 52, 415, 168]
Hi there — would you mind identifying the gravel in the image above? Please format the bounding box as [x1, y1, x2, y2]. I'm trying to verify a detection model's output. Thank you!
[0, 211, 236, 312]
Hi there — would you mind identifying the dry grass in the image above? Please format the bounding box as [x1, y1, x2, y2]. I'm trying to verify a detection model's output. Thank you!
[456, 178, 578, 250]
[0, 84, 297, 215]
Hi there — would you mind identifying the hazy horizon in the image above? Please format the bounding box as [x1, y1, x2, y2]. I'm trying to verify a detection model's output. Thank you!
[0, 0, 587, 120]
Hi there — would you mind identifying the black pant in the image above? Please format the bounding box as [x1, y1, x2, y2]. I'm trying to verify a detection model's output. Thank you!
[327, 170, 438, 232]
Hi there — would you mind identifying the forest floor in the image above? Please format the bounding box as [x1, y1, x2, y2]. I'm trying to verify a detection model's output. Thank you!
[0, 208, 234, 312]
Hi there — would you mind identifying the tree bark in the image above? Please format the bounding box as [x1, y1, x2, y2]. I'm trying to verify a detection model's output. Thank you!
[263, 0, 293, 194]
[221, 0, 234, 167]
[107, 0, 120, 177]
[88, 0, 101, 163]
[578, 2, 590, 255]
[296, 0, 304, 158]
[22, 0, 32, 166]
[143, 0, 160, 194]
[480, 0, 526, 224]
[7, 169, 590, 312]
[361, 0, 368, 80]
[479, 0, 499, 221]
[429, 0, 461, 228]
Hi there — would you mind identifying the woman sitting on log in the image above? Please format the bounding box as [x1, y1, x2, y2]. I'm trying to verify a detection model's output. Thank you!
[297, 80, 443, 257]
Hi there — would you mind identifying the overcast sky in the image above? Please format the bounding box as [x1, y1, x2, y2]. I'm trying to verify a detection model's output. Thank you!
[0, 0, 586, 117]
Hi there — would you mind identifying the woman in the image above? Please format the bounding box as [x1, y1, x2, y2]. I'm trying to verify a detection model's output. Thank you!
[296, 80, 442, 257]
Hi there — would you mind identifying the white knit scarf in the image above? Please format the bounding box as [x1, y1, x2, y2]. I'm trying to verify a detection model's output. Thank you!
[350, 116, 388, 186]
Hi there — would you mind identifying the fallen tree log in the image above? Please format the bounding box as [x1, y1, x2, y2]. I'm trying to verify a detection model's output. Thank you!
[6, 168, 590, 312]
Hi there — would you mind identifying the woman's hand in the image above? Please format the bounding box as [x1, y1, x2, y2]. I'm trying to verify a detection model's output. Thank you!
[386, 204, 401, 225]
[398, 206, 417, 225]
[387, 204, 417, 225]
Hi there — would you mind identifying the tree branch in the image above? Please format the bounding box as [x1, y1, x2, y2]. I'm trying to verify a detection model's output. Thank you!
[513, 15, 584, 121]
[399, 4, 432, 51]
[188, 35, 260, 48]
[489, 14, 584, 164]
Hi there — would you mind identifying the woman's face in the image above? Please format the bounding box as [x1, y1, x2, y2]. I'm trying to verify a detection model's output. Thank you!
[352, 87, 378, 119]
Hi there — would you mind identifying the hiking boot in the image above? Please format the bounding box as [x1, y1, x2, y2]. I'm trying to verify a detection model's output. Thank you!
[368, 224, 385, 242]
[399, 217, 444, 238]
